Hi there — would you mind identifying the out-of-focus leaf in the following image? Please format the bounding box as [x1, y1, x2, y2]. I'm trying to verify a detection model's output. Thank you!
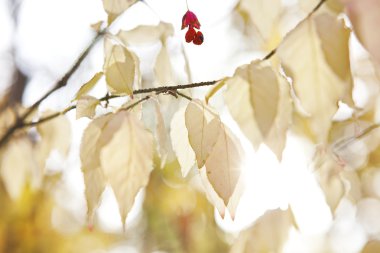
[104, 39, 139, 96]
[170, 106, 196, 177]
[278, 13, 352, 142]
[225, 60, 292, 160]
[205, 78, 227, 104]
[80, 114, 112, 225]
[76, 95, 99, 119]
[299, 0, 344, 14]
[100, 111, 153, 228]
[230, 209, 296, 253]
[72, 72, 103, 101]
[36, 113, 71, 170]
[153, 100, 172, 168]
[344, 0, 380, 64]
[90, 21, 104, 32]
[237, 0, 282, 49]
[118, 22, 174, 46]
[102, 0, 137, 24]
[0, 138, 36, 199]
[361, 240, 380, 253]
[154, 44, 175, 85]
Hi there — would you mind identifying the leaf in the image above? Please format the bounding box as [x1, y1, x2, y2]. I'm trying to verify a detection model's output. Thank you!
[80, 114, 112, 225]
[277, 13, 352, 142]
[0, 138, 36, 199]
[117, 22, 174, 46]
[230, 209, 296, 253]
[72, 72, 103, 101]
[362, 240, 380, 253]
[170, 106, 196, 177]
[36, 113, 71, 170]
[205, 78, 228, 104]
[154, 44, 175, 85]
[102, 0, 137, 24]
[299, 0, 344, 14]
[76, 95, 100, 119]
[99, 111, 154, 228]
[225, 60, 292, 160]
[344, 0, 380, 64]
[237, 0, 282, 48]
[185, 100, 221, 168]
[204, 123, 244, 206]
[153, 99, 172, 168]
[104, 39, 139, 96]
[90, 21, 104, 32]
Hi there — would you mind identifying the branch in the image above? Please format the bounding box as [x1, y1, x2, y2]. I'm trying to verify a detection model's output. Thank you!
[0, 30, 104, 147]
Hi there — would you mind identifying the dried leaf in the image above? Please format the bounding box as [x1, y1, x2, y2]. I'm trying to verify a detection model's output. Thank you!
[73, 72, 103, 101]
[100, 111, 153, 228]
[76, 95, 99, 119]
[225, 60, 292, 160]
[170, 106, 196, 177]
[80, 114, 112, 224]
[117, 22, 174, 46]
[185, 100, 221, 168]
[230, 209, 295, 253]
[0, 138, 36, 199]
[277, 13, 352, 142]
[102, 0, 137, 24]
[104, 39, 139, 96]
[36, 113, 71, 170]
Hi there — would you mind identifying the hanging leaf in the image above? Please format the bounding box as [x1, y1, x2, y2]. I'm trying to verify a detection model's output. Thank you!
[104, 38, 139, 96]
[230, 208, 296, 253]
[72, 72, 103, 101]
[170, 106, 196, 177]
[80, 114, 113, 225]
[154, 44, 175, 85]
[99, 111, 154, 228]
[76, 95, 100, 119]
[185, 100, 221, 168]
[277, 13, 352, 142]
[102, 0, 137, 25]
[225, 60, 292, 160]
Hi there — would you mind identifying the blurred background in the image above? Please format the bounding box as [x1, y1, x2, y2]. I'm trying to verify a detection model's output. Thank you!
[1, 0, 380, 252]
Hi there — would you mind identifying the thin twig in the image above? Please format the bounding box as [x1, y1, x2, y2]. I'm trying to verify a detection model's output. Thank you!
[333, 124, 380, 151]
[176, 91, 192, 101]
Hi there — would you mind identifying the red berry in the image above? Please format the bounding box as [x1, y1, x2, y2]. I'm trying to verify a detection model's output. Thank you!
[193, 31, 204, 45]
[181, 10, 201, 30]
[185, 27, 196, 43]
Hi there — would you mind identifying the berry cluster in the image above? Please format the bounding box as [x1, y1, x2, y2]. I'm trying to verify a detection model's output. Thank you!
[181, 10, 203, 45]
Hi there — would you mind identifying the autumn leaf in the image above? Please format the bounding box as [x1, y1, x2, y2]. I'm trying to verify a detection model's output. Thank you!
[102, 0, 137, 25]
[99, 111, 153, 228]
[170, 106, 196, 177]
[230, 209, 296, 253]
[225, 60, 292, 160]
[80, 114, 112, 225]
[154, 44, 175, 85]
[104, 38, 139, 96]
[277, 13, 352, 143]
[76, 95, 99, 119]
[72, 72, 103, 101]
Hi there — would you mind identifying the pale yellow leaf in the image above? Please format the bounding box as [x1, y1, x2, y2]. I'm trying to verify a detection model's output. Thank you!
[361, 240, 380, 253]
[154, 44, 174, 85]
[76, 95, 100, 119]
[185, 100, 221, 168]
[204, 124, 244, 206]
[153, 100, 172, 168]
[230, 209, 295, 253]
[170, 106, 196, 177]
[73, 72, 103, 101]
[100, 111, 153, 227]
[225, 61, 292, 160]
[102, 0, 137, 24]
[90, 21, 104, 32]
[36, 113, 71, 170]
[299, 0, 344, 14]
[0, 138, 35, 199]
[104, 39, 138, 96]
[277, 13, 352, 142]
[80, 114, 113, 224]
[117, 22, 174, 46]
[343, 0, 380, 64]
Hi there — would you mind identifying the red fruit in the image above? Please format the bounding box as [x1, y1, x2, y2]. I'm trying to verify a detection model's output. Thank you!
[193, 31, 204, 45]
[185, 27, 196, 43]
[181, 10, 201, 30]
